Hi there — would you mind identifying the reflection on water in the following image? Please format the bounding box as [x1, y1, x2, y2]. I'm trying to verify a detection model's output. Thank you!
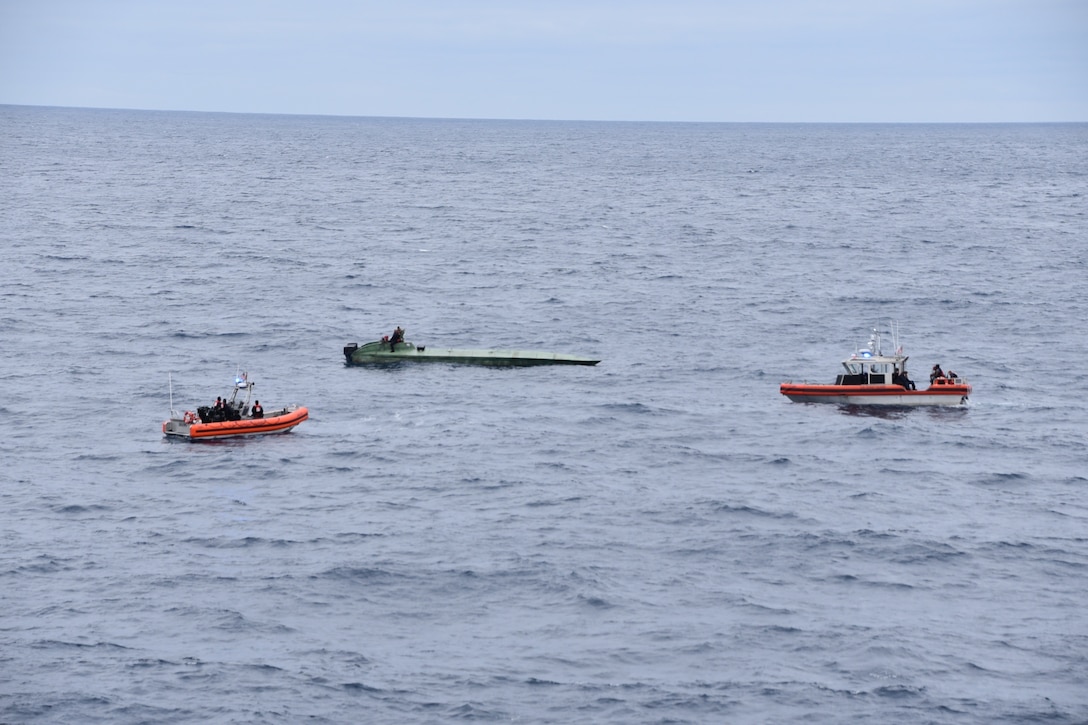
[836, 404, 970, 420]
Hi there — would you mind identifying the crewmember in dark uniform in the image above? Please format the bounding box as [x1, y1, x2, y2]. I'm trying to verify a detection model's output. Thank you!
[894, 368, 916, 390]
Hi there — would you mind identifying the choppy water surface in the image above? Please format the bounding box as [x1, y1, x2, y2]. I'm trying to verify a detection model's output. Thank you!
[2, 106, 1087, 723]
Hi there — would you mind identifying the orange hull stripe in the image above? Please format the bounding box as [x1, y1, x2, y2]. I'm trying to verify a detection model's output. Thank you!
[188, 408, 309, 438]
[780, 385, 970, 396]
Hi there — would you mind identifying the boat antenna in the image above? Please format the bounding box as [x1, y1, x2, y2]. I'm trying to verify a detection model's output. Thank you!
[169, 373, 177, 417]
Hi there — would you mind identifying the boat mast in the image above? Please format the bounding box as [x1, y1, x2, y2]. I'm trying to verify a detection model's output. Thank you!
[169, 373, 177, 417]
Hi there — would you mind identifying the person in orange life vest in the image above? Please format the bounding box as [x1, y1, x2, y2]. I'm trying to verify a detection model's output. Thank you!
[251, 401, 263, 418]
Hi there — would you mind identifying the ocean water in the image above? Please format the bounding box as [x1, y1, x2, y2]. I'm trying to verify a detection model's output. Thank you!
[1, 105, 1087, 724]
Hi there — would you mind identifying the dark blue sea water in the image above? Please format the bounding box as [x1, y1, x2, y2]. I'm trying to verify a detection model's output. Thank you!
[2, 105, 1087, 724]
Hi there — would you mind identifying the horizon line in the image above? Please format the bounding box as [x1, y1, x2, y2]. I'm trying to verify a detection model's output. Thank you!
[2, 102, 1085, 125]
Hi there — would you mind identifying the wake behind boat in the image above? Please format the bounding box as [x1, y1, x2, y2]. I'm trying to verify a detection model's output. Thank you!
[162, 373, 308, 439]
[344, 330, 599, 367]
[780, 324, 971, 407]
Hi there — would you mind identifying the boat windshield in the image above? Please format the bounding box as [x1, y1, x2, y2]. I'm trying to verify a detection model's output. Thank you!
[844, 361, 892, 375]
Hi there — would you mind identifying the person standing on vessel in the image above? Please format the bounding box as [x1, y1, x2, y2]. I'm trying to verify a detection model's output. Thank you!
[390, 326, 405, 352]
[894, 368, 917, 390]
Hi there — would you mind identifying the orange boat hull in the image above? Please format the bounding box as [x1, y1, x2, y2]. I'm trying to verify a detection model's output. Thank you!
[780, 382, 970, 406]
[164, 407, 308, 439]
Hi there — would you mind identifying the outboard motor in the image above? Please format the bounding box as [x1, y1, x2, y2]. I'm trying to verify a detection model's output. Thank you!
[343, 343, 358, 362]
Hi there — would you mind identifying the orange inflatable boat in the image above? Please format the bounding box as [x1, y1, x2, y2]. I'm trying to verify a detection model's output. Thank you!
[162, 373, 308, 439]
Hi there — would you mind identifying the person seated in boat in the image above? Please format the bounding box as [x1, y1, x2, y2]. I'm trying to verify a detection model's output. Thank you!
[894, 368, 917, 390]
[946, 370, 958, 381]
[389, 326, 405, 352]
[930, 364, 945, 383]
[251, 400, 263, 418]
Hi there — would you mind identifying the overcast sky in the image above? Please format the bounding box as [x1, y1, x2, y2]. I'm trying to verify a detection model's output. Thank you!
[1, 0, 1085, 122]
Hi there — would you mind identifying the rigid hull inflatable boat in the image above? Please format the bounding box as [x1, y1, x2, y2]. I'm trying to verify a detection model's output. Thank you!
[780, 325, 970, 407]
[163, 374, 308, 439]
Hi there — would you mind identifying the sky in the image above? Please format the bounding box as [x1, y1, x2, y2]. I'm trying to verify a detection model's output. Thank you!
[1, 0, 1085, 122]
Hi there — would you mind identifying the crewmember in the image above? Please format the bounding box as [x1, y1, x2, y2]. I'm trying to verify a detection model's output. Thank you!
[252, 401, 264, 418]
[390, 326, 405, 352]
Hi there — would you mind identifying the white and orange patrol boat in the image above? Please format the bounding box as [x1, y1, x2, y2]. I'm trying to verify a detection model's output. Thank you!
[780, 325, 971, 407]
[163, 373, 308, 440]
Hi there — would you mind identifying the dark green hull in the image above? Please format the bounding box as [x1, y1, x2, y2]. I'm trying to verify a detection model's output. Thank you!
[343, 341, 599, 367]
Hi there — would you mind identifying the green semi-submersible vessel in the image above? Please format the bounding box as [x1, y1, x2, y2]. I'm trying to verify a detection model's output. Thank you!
[343, 339, 600, 367]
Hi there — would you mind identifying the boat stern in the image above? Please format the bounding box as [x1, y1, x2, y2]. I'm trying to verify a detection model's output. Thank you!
[162, 417, 193, 438]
